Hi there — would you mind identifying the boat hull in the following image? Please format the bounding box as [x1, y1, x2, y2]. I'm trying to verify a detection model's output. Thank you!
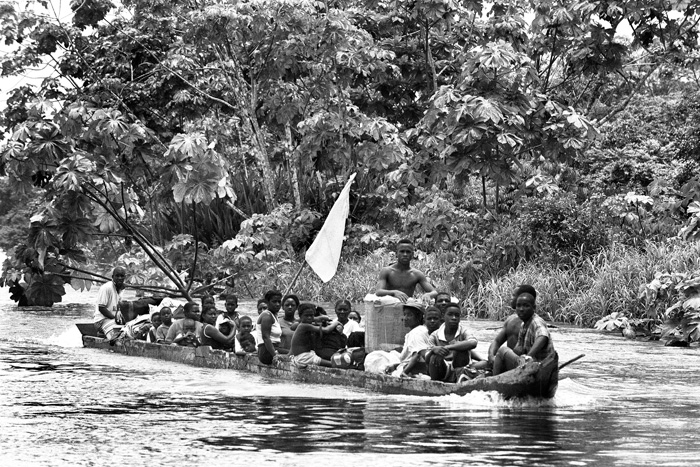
[80, 333, 558, 398]
[75, 322, 101, 338]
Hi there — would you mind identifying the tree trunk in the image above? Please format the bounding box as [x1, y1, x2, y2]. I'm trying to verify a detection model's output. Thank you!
[495, 182, 500, 213]
[285, 122, 302, 208]
[424, 20, 438, 94]
[217, 46, 278, 210]
[245, 112, 277, 209]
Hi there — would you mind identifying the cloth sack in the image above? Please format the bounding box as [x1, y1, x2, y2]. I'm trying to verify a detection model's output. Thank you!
[364, 350, 401, 374]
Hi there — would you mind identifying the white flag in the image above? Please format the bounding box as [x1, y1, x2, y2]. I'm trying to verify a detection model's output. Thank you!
[305, 173, 357, 282]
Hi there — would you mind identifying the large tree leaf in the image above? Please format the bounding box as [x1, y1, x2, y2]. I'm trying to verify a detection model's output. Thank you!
[28, 216, 58, 268]
[70, 276, 92, 292]
[92, 204, 121, 233]
[53, 154, 94, 192]
[25, 273, 66, 306]
[167, 133, 208, 160]
[60, 248, 88, 264]
[26, 123, 69, 161]
[474, 99, 503, 124]
[172, 175, 220, 205]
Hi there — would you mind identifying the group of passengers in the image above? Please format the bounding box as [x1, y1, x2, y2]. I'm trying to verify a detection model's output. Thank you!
[94, 253, 554, 383]
[377, 284, 555, 383]
[94, 269, 365, 365]
[366, 239, 556, 382]
[250, 290, 364, 366]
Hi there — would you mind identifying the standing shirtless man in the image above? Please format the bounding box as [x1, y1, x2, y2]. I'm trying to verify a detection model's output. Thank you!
[376, 239, 437, 303]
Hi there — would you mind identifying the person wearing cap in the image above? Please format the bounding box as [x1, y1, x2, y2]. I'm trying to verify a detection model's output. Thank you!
[375, 239, 438, 303]
[425, 302, 478, 382]
[397, 299, 430, 361]
[386, 299, 432, 377]
[93, 266, 127, 342]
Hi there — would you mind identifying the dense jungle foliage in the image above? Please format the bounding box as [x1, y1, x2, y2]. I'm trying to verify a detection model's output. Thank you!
[2, 0, 700, 343]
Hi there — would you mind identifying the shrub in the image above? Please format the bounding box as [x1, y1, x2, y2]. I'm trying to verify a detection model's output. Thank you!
[396, 185, 480, 253]
[516, 193, 609, 264]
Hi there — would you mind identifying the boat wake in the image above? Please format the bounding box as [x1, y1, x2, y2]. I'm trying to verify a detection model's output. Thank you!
[428, 377, 610, 409]
[43, 325, 84, 348]
[0, 323, 88, 349]
[553, 377, 612, 407]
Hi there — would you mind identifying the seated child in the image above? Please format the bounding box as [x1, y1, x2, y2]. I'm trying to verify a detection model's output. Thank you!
[290, 303, 342, 367]
[424, 306, 443, 335]
[348, 310, 362, 326]
[155, 307, 173, 343]
[235, 316, 257, 355]
[173, 318, 200, 347]
[425, 303, 477, 382]
[216, 295, 241, 332]
[314, 305, 330, 320]
[147, 311, 162, 343]
[201, 294, 215, 310]
[346, 310, 365, 347]
[401, 306, 443, 376]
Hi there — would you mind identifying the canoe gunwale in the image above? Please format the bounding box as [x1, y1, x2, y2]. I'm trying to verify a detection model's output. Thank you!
[80, 334, 556, 398]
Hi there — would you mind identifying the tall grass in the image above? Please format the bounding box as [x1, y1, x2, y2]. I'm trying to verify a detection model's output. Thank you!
[237, 239, 700, 326]
[468, 240, 700, 325]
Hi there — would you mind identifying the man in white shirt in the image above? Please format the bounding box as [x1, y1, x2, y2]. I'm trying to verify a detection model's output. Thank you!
[93, 267, 127, 341]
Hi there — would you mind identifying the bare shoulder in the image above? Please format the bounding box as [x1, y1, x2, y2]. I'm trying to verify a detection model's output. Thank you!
[259, 311, 274, 324]
[504, 314, 522, 330]
[296, 322, 317, 333]
[410, 267, 427, 278]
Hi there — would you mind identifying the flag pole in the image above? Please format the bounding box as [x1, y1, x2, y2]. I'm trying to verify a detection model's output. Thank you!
[284, 261, 307, 297]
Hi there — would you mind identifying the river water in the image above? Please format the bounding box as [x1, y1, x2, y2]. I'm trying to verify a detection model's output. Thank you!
[1, 286, 699, 467]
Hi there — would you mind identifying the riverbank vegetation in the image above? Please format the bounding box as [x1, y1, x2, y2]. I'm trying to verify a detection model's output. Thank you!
[2, 0, 700, 343]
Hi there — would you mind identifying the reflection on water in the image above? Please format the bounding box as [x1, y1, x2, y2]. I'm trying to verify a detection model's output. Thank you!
[193, 397, 560, 454]
[1, 288, 700, 466]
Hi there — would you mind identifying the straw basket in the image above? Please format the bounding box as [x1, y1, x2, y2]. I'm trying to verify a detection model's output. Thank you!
[363, 299, 407, 351]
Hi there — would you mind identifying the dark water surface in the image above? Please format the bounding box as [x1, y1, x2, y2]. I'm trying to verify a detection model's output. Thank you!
[1, 286, 699, 466]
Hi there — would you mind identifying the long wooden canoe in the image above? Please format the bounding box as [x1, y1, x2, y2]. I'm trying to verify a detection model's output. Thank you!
[79, 331, 558, 399]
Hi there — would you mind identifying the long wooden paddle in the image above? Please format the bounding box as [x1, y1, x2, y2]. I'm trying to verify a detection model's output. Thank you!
[558, 353, 585, 370]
